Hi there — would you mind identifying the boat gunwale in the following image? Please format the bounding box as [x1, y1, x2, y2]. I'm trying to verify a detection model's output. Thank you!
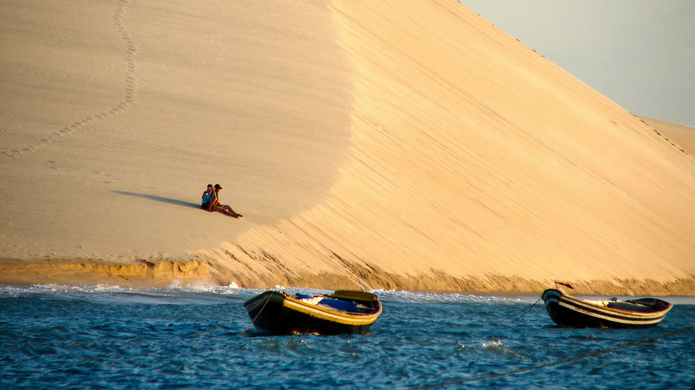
[560, 294, 670, 317]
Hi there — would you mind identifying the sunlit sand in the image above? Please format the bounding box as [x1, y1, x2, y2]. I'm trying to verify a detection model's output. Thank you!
[1, 0, 694, 294]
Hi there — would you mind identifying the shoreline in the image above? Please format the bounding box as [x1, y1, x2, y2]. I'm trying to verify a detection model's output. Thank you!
[1, 258, 693, 297]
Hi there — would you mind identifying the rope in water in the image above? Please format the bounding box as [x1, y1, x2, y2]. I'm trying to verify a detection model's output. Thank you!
[405, 324, 695, 389]
[496, 297, 542, 326]
[191, 293, 272, 337]
[242, 293, 273, 333]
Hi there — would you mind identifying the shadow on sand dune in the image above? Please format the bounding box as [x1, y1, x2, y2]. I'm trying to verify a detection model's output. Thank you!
[112, 191, 200, 209]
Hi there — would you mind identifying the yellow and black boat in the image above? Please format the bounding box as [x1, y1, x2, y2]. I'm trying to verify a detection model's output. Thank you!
[542, 288, 673, 329]
[244, 290, 382, 335]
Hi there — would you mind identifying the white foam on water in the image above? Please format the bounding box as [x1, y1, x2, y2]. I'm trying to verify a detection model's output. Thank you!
[371, 289, 536, 304]
[2, 284, 692, 304]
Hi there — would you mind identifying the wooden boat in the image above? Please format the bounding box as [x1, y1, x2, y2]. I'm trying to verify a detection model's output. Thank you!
[244, 290, 382, 335]
[541, 288, 673, 329]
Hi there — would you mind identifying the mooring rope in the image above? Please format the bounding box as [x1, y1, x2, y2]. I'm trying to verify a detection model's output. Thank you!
[242, 292, 273, 333]
[405, 325, 695, 389]
[496, 297, 542, 326]
[191, 293, 272, 337]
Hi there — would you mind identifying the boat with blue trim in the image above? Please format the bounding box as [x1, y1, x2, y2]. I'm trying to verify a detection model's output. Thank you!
[244, 290, 382, 335]
[541, 288, 672, 329]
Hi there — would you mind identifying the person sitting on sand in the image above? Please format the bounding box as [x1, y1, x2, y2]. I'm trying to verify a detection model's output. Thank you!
[211, 184, 242, 217]
[201, 184, 215, 211]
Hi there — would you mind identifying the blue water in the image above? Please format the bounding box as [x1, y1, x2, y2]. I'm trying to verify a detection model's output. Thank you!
[1, 284, 694, 390]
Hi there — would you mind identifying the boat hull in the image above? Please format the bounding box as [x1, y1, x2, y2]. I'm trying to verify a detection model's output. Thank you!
[542, 289, 672, 329]
[244, 290, 382, 335]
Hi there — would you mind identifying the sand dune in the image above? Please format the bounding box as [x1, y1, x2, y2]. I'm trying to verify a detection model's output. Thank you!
[1, 0, 694, 294]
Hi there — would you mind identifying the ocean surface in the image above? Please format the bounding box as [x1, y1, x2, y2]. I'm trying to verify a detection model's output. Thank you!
[1, 284, 693, 390]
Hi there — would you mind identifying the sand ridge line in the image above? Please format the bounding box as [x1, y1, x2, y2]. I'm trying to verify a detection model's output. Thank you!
[636, 115, 695, 157]
[1, 0, 137, 159]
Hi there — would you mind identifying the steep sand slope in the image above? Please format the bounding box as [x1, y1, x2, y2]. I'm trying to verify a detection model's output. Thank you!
[202, 0, 695, 294]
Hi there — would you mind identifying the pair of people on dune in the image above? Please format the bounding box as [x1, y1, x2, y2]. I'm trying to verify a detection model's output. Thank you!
[201, 183, 241, 217]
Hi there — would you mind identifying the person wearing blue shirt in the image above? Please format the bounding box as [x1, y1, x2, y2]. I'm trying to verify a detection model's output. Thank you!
[201, 184, 215, 211]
